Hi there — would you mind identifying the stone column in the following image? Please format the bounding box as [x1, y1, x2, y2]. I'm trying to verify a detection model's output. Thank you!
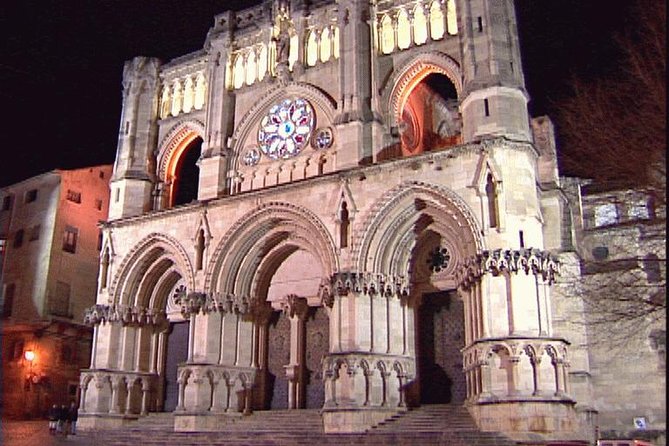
[125, 378, 134, 415]
[141, 379, 151, 415]
[321, 272, 413, 433]
[282, 295, 309, 409]
[109, 377, 122, 414]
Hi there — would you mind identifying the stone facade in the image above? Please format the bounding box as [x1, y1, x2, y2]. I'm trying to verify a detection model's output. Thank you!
[0, 166, 112, 418]
[73, 0, 664, 444]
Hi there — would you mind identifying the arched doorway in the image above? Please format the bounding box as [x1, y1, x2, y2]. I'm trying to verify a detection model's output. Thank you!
[207, 203, 338, 412]
[260, 250, 330, 410]
[355, 183, 482, 408]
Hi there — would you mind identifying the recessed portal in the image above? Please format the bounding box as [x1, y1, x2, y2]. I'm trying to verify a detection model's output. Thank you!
[163, 321, 189, 412]
[417, 291, 465, 404]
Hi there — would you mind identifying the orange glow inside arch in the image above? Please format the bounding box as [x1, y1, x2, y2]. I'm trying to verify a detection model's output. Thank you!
[164, 132, 200, 207]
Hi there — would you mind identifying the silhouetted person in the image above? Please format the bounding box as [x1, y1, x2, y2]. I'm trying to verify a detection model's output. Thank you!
[57, 404, 68, 435]
[48, 404, 58, 434]
[68, 402, 79, 435]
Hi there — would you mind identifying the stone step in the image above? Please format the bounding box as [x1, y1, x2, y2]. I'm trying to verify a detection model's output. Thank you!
[81, 405, 523, 446]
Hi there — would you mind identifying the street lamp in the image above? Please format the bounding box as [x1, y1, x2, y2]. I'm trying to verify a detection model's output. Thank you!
[23, 350, 41, 385]
[24, 350, 35, 363]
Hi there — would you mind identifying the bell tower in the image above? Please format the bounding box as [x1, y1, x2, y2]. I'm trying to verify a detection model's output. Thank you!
[458, 0, 531, 142]
[108, 57, 161, 220]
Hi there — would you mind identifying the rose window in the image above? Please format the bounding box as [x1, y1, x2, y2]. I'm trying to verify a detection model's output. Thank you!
[257, 98, 314, 160]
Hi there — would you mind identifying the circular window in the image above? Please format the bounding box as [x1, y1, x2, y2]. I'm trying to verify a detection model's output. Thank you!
[242, 148, 261, 166]
[257, 98, 315, 160]
[312, 127, 334, 150]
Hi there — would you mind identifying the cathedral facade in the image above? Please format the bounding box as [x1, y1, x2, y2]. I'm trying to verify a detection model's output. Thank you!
[78, 0, 593, 442]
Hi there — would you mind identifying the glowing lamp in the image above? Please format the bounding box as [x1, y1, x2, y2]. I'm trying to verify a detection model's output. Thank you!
[24, 350, 35, 362]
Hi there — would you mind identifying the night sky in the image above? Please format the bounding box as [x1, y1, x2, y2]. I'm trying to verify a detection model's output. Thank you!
[0, 1, 635, 188]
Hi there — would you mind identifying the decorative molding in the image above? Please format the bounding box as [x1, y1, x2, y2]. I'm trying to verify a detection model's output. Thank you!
[83, 304, 167, 327]
[456, 248, 561, 289]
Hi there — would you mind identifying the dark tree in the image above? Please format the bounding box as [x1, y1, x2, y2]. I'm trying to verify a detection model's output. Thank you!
[555, 1, 666, 207]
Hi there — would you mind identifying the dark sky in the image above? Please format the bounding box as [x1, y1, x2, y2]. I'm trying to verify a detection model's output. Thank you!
[0, 1, 635, 188]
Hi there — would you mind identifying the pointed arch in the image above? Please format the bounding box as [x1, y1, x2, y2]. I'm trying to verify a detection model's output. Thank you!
[204, 203, 338, 305]
[156, 120, 206, 183]
[110, 233, 194, 311]
[385, 51, 462, 129]
[229, 82, 337, 169]
[354, 181, 484, 279]
[472, 151, 505, 231]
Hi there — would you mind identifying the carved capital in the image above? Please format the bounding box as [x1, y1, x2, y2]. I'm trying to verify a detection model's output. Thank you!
[281, 295, 309, 319]
[456, 248, 560, 289]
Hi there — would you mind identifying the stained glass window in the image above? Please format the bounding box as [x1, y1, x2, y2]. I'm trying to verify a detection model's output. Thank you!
[313, 127, 333, 150]
[243, 148, 261, 166]
[258, 98, 314, 160]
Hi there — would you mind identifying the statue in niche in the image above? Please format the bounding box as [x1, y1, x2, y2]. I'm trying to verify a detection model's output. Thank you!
[272, 0, 292, 80]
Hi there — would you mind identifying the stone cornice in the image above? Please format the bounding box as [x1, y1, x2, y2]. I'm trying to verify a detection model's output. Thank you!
[456, 248, 560, 288]
[319, 272, 410, 307]
[83, 304, 167, 327]
[102, 137, 533, 229]
[176, 292, 252, 316]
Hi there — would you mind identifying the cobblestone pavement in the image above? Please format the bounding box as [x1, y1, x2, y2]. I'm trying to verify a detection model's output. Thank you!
[1, 421, 95, 446]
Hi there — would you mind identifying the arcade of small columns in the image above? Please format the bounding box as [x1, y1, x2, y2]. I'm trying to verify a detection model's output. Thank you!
[78, 247, 571, 432]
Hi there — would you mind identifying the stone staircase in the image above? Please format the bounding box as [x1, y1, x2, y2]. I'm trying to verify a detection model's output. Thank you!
[371, 404, 519, 445]
[74, 405, 527, 445]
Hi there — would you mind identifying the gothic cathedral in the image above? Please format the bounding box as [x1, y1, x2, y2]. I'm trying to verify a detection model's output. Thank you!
[79, 0, 590, 442]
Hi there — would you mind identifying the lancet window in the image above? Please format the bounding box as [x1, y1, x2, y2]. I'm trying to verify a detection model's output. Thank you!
[376, 0, 458, 55]
[159, 71, 207, 119]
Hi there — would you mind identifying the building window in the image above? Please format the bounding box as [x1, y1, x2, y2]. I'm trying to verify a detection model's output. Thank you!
[485, 174, 499, 228]
[11, 339, 24, 360]
[25, 189, 38, 203]
[628, 199, 650, 220]
[66, 189, 82, 203]
[99, 170, 105, 179]
[2, 195, 12, 211]
[13, 229, 24, 248]
[60, 345, 74, 363]
[95, 198, 103, 211]
[63, 226, 78, 253]
[49, 281, 71, 318]
[594, 203, 618, 227]
[29, 225, 40, 241]
[2, 283, 16, 319]
[643, 254, 662, 283]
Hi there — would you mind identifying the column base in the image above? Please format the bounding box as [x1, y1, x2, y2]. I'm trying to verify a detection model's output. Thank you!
[322, 406, 405, 433]
[466, 399, 591, 444]
[77, 413, 139, 431]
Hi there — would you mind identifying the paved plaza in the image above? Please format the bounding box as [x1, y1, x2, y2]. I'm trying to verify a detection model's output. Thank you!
[2, 421, 94, 446]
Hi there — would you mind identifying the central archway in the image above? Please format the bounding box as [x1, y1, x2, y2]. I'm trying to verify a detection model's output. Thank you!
[206, 203, 338, 410]
[355, 181, 482, 406]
